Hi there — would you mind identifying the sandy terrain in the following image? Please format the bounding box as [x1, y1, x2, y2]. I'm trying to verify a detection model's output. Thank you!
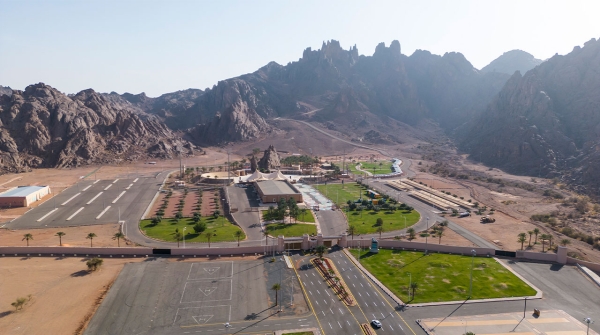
[0, 223, 137, 248]
[0, 257, 143, 335]
[382, 223, 476, 247]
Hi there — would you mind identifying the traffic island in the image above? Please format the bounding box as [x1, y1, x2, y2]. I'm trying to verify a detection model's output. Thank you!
[361, 323, 376, 335]
[310, 257, 356, 306]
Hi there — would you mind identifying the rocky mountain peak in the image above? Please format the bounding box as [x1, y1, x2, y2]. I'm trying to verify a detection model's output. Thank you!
[0, 85, 12, 97]
[257, 145, 281, 171]
[481, 49, 543, 75]
[374, 40, 401, 58]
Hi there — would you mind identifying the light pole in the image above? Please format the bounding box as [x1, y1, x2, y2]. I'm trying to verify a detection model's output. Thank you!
[469, 249, 476, 299]
[183, 227, 187, 249]
[583, 317, 594, 335]
[425, 217, 429, 249]
[407, 272, 412, 301]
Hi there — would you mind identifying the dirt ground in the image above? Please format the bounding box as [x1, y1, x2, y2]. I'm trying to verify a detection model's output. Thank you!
[0, 257, 144, 335]
[386, 223, 476, 247]
[0, 223, 137, 248]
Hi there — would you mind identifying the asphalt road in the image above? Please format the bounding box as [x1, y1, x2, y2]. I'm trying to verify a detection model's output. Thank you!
[4, 175, 161, 230]
[227, 185, 264, 242]
[85, 258, 317, 335]
[316, 209, 348, 236]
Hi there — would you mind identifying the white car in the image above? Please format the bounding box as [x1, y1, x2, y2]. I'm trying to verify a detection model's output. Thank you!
[371, 320, 382, 328]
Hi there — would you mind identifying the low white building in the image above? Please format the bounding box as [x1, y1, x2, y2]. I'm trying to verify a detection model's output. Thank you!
[0, 186, 51, 207]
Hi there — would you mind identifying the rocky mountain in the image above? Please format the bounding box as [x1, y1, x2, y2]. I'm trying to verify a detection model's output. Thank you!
[462, 38, 600, 193]
[257, 145, 282, 171]
[0, 83, 195, 172]
[481, 49, 543, 75]
[0, 85, 12, 97]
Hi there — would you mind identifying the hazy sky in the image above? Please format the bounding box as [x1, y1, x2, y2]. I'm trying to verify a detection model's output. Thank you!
[1, 0, 599, 97]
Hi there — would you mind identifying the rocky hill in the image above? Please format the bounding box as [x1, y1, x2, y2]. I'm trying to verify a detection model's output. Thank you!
[481, 49, 543, 75]
[0, 83, 195, 172]
[462, 38, 600, 193]
[0, 85, 12, 97]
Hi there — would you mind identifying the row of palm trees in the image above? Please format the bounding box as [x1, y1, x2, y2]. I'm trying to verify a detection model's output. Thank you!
[346, 221, 448, 243]
[21, 231, 125, 247]
[518, 230, 570, 251]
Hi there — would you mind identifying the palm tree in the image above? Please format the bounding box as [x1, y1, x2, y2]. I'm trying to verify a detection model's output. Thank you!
[328, 268, 335, 278]
[533, 228, 540, 244]
[347, 225, 356, 240]
[407, 228, 416, 241]
[173, 230, 182, 248]
[205, 231, 212, 248]
[113, 232, 125, 247]
[376, 225, 384, 239]
[22, 233, 33, 246]
[436, 227, 445, 244]
[86, 233, 97, 247]
[234, 230, 243, 247]
[540, 234, 550, 252]
[527, 230, 533, 247]
[518, 233, 527, 250]
[271, 283, 281, 306]
[55, 232, 66, 246]
[315, 245, 327, 260]
[410, 282, 418, 301]
[263, 230, 270, 245]
[560, 238, 571, 247]
[548, 234, 553, 248]
[300, 208, 307, 222]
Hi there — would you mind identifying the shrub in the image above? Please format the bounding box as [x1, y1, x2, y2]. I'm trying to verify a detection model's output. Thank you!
[86, 258, 104, 271]
[193, 222, 207, 233]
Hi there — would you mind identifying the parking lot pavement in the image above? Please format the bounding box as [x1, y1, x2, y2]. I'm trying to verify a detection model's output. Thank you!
[4, 176, 160, 229]
[85, 258, 317, 335]
[226, 185, 265, 242]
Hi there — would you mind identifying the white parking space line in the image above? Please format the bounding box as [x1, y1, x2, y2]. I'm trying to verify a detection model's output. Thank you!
[104, 184, 112, 191]
[133, 178, 139, 182]
[112, 179, 119, 184]
[82, 185, 92, 191]
[326, 291, 331, 297]
[37, 208, 58, 222]
[61, 193, 81, 205]
[112, 191, 126, 204]
[96, 206, 111, 219]
[366, 292, 370, 296]
[66, 207, 84, 221]
[93, 180, 100, 184]
[125, 183, 133, 190]
[87, 192, 103, 205]
[338, 321, 342, 328]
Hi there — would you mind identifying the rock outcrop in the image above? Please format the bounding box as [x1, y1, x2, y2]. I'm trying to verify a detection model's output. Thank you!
[0, 83, 195, 172]
[257, 145, 281, 171]
[0, 86, 12, 97]
[481, 50, 543, 75]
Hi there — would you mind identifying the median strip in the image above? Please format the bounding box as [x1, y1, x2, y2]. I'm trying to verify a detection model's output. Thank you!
[86, 192, 103, 205]
[66, 207, 84, 221]
[61, 192, 81, 206]
[37, 208, 58, 222]
[112, 191, 126, 204]
[96, 206, 111, 219]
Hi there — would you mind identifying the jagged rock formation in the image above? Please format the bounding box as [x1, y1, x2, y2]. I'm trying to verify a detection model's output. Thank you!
[250, 155, 258, 172]
[462, 38, 600, 194]
[0, 83, 195, 172]
[0, 85, 12, 97]
[481, 50, 543, 75]
[257, 145, 281, 171]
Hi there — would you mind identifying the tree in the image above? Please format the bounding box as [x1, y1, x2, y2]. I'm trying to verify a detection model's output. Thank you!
[518, 233, 527, 250]
[348, 225, 356, 240]
[410, 282, 418, 300]
[192, 212, 201, 223]
[263, 230, 270, 245]
[407, 228, 416, 241]
[22, 233, 33, 246]
[315, 245, 327, 260]
[300, 208, 307, 222]
[271, 283, 281, 306]
[548, 234, 553, 248]
[86, 257, 104, 271]
[55, 231, 66, 246]
[151, 216, 161, 225]
[193, 221, 207, 234]
[86, 233, 97, 247]
[464, 332, 475, 335]
[560, 238, 571, 247]
[376, 225, 384, 239]
[527, 230, 533, 247]
[11, 297, 27, 311]
[235, 230, 243, 246]
[533, 228, 540, 244]
[113, 232, 125, 247]
[328, 268, 335, 278]
[540, 234, 550, 252]
[375, 218, 384, 226]
[175, 211, 183, 221]
[213, 210, 220, 219]
[173, 229, 182, 248]
[205, 231, 213, 248]
[436, 227, 445, 244]
[439, 220, 449, 227]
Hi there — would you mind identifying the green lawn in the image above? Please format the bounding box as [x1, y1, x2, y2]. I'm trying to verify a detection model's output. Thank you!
[261, 209, 315, 223]
[349, 161, 394, 175]
[140, 216, 245, 243]
[315, 183, 419, 234]
[353, 249, 536, 303]
[265, 223, 317, 237]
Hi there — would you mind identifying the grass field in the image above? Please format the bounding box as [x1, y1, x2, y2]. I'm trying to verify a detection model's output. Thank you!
[261, 210, 315, 223]
[140, 216, 245, 243]
[353, 249, 536, 303]
[265, 223, 317, 237]
[315, 183, 419, 234]
[348, 161, 394, 175]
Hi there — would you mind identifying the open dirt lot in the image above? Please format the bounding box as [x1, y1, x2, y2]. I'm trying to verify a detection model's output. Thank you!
[0, 223, 137, 247]
[0, 257, 143, 335]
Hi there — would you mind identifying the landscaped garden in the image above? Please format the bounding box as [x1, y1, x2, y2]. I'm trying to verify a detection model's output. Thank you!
[261, 198, 317, 237]
[315, 183, 419, 235]
[348, 161, 394, 175]
[265, 222, 317, 237]
[352, 249, 536, 303]
[140, 215, 245, 244]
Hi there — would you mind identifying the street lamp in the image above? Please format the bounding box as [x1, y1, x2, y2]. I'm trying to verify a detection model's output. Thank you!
[583, 317, 594, 335]
[183, 227, 187, 249]
[425, 217, 430, 249]
[407, 272, 412, 301]
[469, 249, 476, 299]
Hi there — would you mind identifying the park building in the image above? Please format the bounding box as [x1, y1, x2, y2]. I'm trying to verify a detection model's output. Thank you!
[0, 185, 51, 207]
[254, 179, 303, 204]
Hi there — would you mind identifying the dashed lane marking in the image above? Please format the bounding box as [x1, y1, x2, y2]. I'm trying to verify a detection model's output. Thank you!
[112, 179, 119, 184]
[133, 178, 139, 182]
[61, 193, 81, 205]
[82, 185, 92, 191]
[66, 207, 84, 221]
[112, 191, 126, 204]
[96, 206, 111, 219]
[104, 184, 112, 191]
[87, 192, 103, 205]
[37, 208, 58, 222]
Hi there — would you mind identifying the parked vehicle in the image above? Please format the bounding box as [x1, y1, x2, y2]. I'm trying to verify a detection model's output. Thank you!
[459, 212, 471, 218]
[371, 320, 382, 328]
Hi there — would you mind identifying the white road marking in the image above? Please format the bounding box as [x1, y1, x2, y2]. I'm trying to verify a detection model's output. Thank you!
[112, 179, 119, 184]
[312, 273, 316, 277]
[398, 324, 404, 330]
[366, 292, 370, 296]
[354, 275, 358, 278]
[82, 185, 92, 191]
[309, 291, 313, 295]
[360, 283, 364, 287]
[66, 207, 84, 221]
[93, 180, 100, 184]
[339, 308, 344, 315]
[37, 208, 58, 222]
[390, 325, 394, 331]
[328, 322, 333, 329]
[311, 281, 314, 285]
[345, 261, 348, 264]
[358, 293, 362, 297]
[61, 193, 81, 205]
[125, 183, 133, 190]
[347, 320, 351, 325]
[338, 321, 342, 328]
[304, 274, 308, 277]
[364, 302, 368, 307]
[112, 191, 126, 203]
[104, 184, 112, 191]
[96, 206, 111, 219]
[316, 290, 321, 294]
[315, 300, 319, 305]
[341, 268, 345, 271]
[381, 313, 385, 318]
[326, 291, 331, 297]
[87, 192, 103, 205]
[133, 178, 139, 182]
[352, 283, 356, 287]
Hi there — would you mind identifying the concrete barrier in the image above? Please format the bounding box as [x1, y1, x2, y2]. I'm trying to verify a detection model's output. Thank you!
[346, 239, 495, 256]
[567, 257, 600, 273]
[171, 245, 271, 256]
[516, 250, 558, 262]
